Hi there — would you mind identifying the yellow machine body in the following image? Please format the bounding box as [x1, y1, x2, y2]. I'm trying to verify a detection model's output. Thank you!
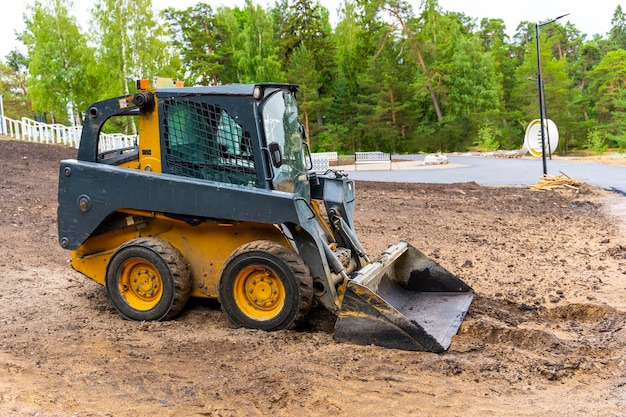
[70, 210, 289, 299]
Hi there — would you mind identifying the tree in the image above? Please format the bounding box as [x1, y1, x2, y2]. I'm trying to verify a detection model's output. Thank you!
[333, 1, 360, 72]
[609, 5, 626, 50]
[397, 0, 446, 123]
[321, 72, 352, 152]
[448, 35, 501, 120]
[587, 49, 626, 148]
[162, 3, 222, 86]
[479, 18, 516, 111]
[275, 0, 336, 142]
[22, 0, 96, 124]
[286, 45, 320, 144]
[323, 0, 360, 152]
[91, 0, 175, 100]
[369, 35, 419, 153]
[512, 21, 535, 47]
[0, 50, 31, 119]
[213, 6, 246, 84]
[236, 0, 283, 82]
[571, 41, 603, 93]
[479, 18, 508, 51]
[276, 0, 336, 87]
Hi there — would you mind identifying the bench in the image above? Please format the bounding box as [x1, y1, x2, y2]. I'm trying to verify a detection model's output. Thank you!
[310, 152, 338, 173]
[354, 151, 391, 170]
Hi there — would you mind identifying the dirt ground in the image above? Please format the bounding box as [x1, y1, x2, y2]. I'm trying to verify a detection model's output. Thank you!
[1, 139, 625, 416]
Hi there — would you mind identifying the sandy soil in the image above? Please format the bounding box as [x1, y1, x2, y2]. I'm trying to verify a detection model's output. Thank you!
[1, 139, 625, 416]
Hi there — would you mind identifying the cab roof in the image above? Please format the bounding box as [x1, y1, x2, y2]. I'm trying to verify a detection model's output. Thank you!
[156, 83, 298, 97]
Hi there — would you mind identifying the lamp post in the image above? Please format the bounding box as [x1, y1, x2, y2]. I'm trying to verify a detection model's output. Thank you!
[535, 13, 569, 175]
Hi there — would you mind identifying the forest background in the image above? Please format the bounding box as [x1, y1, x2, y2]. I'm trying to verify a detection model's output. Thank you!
[2, 0, 626, 155]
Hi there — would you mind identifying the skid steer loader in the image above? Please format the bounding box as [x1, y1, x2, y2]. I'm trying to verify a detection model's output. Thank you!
[57, 81, 473, 352]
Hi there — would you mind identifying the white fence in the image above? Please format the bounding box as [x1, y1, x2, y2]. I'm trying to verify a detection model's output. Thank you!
[0, 114, 136, 151]
[310, 151, 338, 173]
[1, 115, 82, 147]
[98, 133, 137, 152]
[354, 151, 391, 170]
[310, 151, 393, 172]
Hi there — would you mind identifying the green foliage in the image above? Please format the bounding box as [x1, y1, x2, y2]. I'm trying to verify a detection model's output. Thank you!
[448, 35, 502, 119]
[91, 0, 174, 100]
[9, 0, 626, 155]
[474, 124, 501, 151]
[607, 131, 626, 149]
[22, 0, 97, 123]
[584, 128, 608, 153]
[213, 7, 245, 84]
[586, 49, 626, 149]
[609, 5, 626, 50]
[235, 0, 283, 83]
[162, 3, 223, 86]
[0, 50, 31, 119]
[287, 44, 321, 141]
[315, 123, 349, 152]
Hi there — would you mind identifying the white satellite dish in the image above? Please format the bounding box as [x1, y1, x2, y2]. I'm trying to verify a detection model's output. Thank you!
[523, 119, 559, 157]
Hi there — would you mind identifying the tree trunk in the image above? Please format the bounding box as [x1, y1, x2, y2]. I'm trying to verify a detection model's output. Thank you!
[416, 51, 444, 122]
[204, 21, 219, 85]
[304, 108, 311, 148]
[384, 7, 443, 123]
[120, 15, 137, 136]
[390, 87, 396, 124]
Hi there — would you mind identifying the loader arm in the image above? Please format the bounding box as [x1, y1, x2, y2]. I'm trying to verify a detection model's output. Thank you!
[307, 172, 474, 351]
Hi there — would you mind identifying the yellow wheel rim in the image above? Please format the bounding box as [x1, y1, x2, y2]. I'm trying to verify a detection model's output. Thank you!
[118, 258, 163, 311]
[233, 265, 285, 321]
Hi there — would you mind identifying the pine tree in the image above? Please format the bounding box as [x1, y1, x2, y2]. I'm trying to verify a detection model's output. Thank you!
[22, 0, 96, 123]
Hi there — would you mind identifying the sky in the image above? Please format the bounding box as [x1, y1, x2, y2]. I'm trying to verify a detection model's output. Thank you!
[1, 0, 623, 58]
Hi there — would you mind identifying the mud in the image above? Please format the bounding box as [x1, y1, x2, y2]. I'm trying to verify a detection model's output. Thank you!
[1, 139, 624, 416]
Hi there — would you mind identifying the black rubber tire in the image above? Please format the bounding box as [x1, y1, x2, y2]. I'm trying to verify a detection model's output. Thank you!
[105, 237, 191, 321]
[218, 240, 313, 331]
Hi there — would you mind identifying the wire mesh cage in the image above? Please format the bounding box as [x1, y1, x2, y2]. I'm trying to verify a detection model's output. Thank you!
[162, 98, 257, 186]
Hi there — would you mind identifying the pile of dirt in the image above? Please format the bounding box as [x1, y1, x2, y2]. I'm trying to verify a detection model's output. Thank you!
[0, 139, 624, 416]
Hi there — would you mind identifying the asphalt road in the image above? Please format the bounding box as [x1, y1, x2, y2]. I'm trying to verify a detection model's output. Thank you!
[346, 155, 626, 194]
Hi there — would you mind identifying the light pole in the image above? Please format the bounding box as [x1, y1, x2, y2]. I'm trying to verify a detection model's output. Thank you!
[535, 13, 569, 175]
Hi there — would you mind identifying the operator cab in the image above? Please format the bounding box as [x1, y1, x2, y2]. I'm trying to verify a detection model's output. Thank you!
[260, 87, 309, 197]
[84, 81, 311, 198]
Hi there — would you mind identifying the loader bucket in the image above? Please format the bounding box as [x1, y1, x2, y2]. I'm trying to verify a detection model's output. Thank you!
[333, 241, 473, 352]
